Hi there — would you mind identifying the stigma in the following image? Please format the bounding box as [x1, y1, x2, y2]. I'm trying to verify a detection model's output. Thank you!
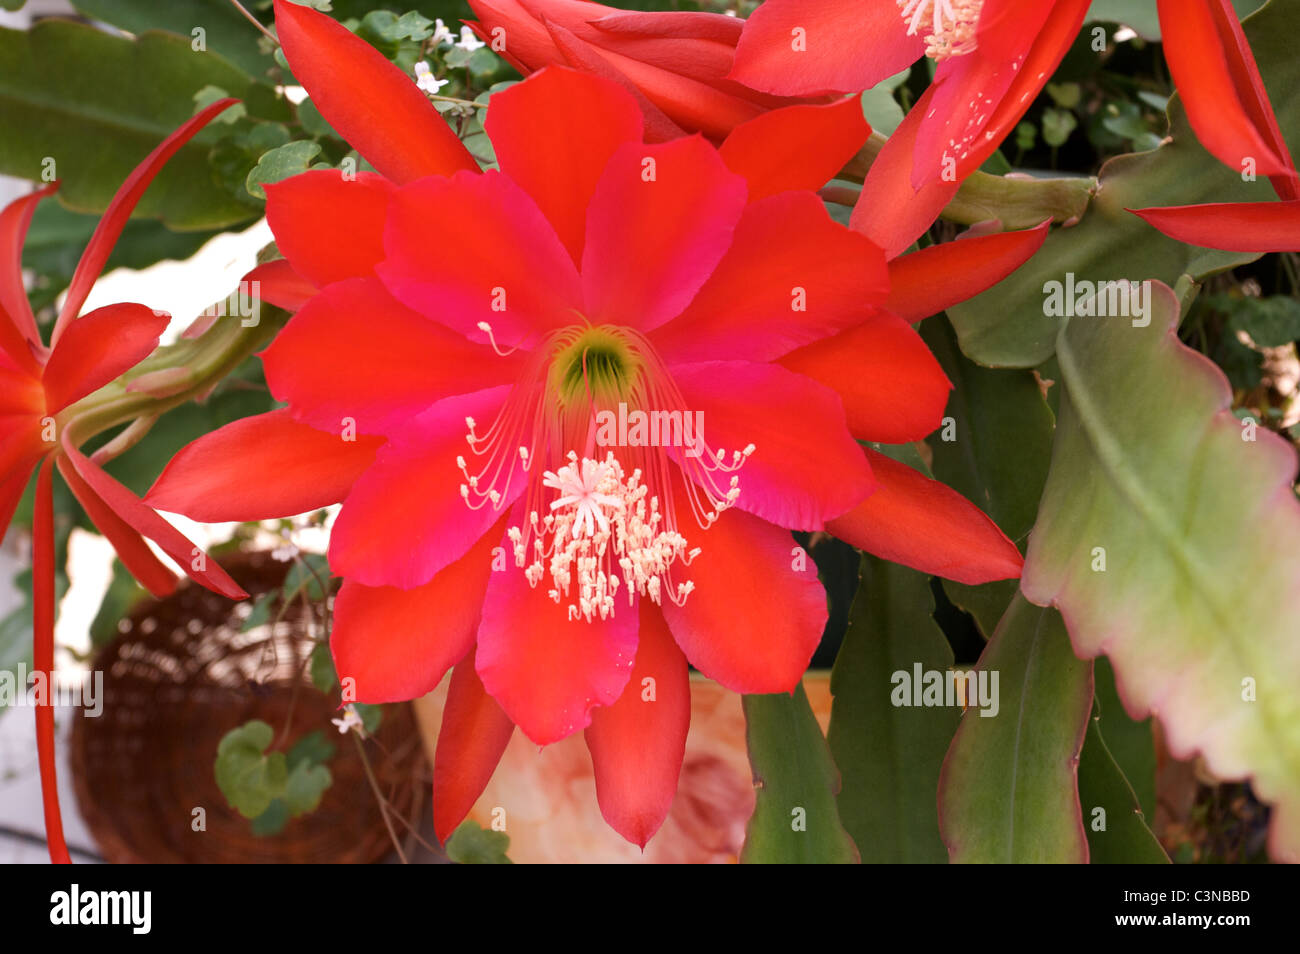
[898, 0, 982, 61]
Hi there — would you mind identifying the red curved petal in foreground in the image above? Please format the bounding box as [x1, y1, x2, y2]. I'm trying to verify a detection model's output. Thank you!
[55, 98, 239, 341]
[660, 493, 825, 694]
[432, 654, 514, 843]
[886, 221, 1051, 322]
[328, 388, 519, 589]
[476, 553, 638, 746]
[331, 520, 501, 704]
[379, 170, 584, 349]
[1130, 201, 1300, 253]
[827, 448, 1023, 585]
[719, 96, 869, 202]
[272, 0, 477, 184]
[33, 459, 70, 864]
[485, 67, 644, 264]
[582, 138, 748, 332]
[653, 190, 888, 364]
[851, 85, 962, 260]
[42, 303, 169, 413]
[146, 409, 381, 523]
[59, 455, 178, 599]
[585, 601, 690, 847]
[263, 171, 395, 288]
[1158, 0, 1294, 188]
[670, 360, 876, 530]
[61, 438, 247, 599]
[730, 0, 923, 96]
[779, 309, 951, 445]
[263, 278, 519, 436]
[0, 183, 58, 363]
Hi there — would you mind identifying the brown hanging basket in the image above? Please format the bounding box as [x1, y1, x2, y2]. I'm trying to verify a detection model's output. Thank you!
[70, 550, 425, 864]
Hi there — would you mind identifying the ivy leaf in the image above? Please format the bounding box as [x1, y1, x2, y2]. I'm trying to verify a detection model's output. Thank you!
[1208, 293, 1300, 349]
[245, 140, 323, 199]
[283, 760, 332, 816]
[284, 553, 331, 602]
[741, 683, 858, 863]
[938, 595, 1092, 862]
[249, 799, 290, 837]
[828, 556, 957, 862]
[309, 643, 337, 693]
[214, 720, 289, 820]
[948, 0, 1294, 367]
[287, 729, 336, 770]
[445, 819, 513, 864]
[1021, 281, 1300, 862]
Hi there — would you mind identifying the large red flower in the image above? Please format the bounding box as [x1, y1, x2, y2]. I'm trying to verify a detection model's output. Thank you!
[0, 99, 248, 863]
[150, 0, 1032, 847]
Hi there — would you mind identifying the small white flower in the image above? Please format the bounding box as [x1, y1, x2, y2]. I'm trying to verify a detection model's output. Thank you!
[432, 18, 454, 46]
[331, 705, 365, 736]
[414, 61, 450, 94]
[271, 542, 300, 563]
[456, 26, 486, 52]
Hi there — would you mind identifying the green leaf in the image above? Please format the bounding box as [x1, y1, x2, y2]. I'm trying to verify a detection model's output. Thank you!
[1085, 0, 1265, 40]
[921, 317, 1055, 635]
[1078, 703, 1169, 863]
[1041, 108, 1078, 148]
[948, 0, 1295, 368]
[1094, 657, 1156, 819]
[741, 682, 858, 863]
[1208, 293, 1300, 348]
[245, 140, 322, 199]
[287, 729, 335, 770]
[69, 0, 278, 78]
[828, 556, 957, 863]
[0, 20, 264, 229]
[938, 594, 1092, 862]
[354, 702, 384, 735]
[309, 643, 337, 693]
[445, 819, 513, 864]
[1021, 280, 1300, 862]
[283, 760, 332, 816]
[214, 720, 289, 820]
[249, 798, 290, 836]
[283, 552, 331, 602]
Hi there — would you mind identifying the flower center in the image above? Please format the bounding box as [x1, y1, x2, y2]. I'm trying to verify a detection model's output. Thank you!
[459, 321, 755, 622]
[898, 0, 982, 61]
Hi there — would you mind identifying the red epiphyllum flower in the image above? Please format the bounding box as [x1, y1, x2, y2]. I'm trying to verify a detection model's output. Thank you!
[149, 1, 1030, 848]
[0, 99, 249, 863]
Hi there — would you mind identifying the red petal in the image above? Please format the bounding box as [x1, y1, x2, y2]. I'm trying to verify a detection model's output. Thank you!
[432, 654, 515, 843]
[719, 96, 869, 201]
[885, 222, 1051, 322]
[475, 535, 638, 745]
[146, 409, 381, 523]
[1130, 201, 1300, 252]
[779, 308, 951, 444]
[379, 170, 584, 350]
[485, 66, 643, 264]
[585, 602, 690, 847]
[540, 19, 689, 142]
[54, 98, 239, 341]
[850, 86, 961, 259]
[670, 360, 876, 530]
[32, 459, 70, 864]
[328, 388, 520, 589]
[652, 190, 888, 364]
[581, 138, 748, 331]
[272, 0, 477, 183]
[42, 302, 168, 413]
[730, 0, 924, 96]
[58, 454, 178, 598]
[262, 278, 519, 435]
[1158, 0, 1295, 190]
[263, 170, 395, 288]
[242, 260, 317, 313]
[660, 492, 825, 693]
[63, 438, 247, 599]
[0, 184, 58, 367]
[331, 520, 502, 703]
[827, 448, 1023, 584]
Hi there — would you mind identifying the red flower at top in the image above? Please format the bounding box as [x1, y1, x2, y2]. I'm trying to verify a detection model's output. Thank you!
[0, 99, 248, 863]
[151, 0, 1034, 847]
